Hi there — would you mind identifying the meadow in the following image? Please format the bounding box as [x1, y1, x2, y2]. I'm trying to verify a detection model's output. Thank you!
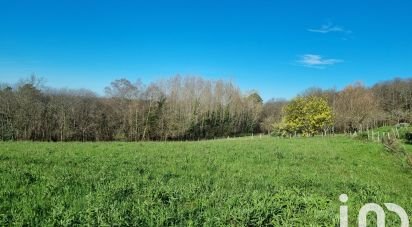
[0, 136, 411, 226]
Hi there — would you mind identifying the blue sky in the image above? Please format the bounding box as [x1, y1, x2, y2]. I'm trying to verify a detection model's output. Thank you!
[0, 0, 411, 100]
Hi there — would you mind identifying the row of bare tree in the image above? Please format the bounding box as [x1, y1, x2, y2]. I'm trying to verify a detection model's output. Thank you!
[262, 78, 412, 134]
[1, 76, 411, 141]
[0, 76, 262, 141]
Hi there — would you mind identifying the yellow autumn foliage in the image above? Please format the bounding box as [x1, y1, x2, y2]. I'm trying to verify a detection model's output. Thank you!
[275, 96, 333, 137]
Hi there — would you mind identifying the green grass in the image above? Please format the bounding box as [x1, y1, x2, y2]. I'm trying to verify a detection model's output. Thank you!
[374, 125, 412, 139]
[0, 136, 411, 226]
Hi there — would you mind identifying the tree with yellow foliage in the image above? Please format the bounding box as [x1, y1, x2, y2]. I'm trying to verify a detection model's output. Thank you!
[274, 96, 333, 137]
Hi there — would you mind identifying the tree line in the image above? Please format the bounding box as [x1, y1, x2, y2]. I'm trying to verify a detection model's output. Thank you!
[0, 75, 411, 141]
[263, 78, 412, 135]
[0, 75, 262, 141]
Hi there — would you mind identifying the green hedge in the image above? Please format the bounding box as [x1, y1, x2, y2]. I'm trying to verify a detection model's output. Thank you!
[405, 132, 412, 144]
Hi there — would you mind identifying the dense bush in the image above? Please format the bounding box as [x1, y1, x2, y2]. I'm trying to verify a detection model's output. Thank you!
[271, 123, 289, 137]
[355, 132, 369, 141]
[405, 132, 412, 144]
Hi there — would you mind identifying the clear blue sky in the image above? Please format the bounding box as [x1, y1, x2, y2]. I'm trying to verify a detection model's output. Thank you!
[0, 0, 411, 100]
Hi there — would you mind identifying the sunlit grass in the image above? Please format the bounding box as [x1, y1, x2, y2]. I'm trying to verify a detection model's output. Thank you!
[0, 136, 411, 225]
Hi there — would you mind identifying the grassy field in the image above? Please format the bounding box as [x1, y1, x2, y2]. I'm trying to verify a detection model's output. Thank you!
[0, 136, 411, 226]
